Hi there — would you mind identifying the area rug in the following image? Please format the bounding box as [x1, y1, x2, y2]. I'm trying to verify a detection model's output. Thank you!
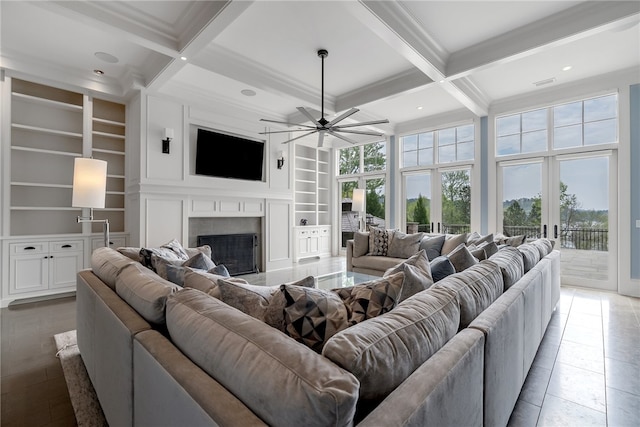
[54, 330, 108, 427]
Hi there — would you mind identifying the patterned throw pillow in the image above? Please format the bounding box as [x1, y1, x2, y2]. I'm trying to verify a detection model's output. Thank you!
[262, 276, 316, 331]
[281, 273, 404, 352]
[281, 286, 350, 353]
[368, 227, 390, 256]
[338, 272, 404, 325]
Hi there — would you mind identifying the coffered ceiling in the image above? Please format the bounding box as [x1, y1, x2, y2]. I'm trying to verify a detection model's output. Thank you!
[2, 1, 639, 146]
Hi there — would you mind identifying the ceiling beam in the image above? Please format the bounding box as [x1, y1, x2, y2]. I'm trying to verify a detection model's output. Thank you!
[446, 1, 640, 79]
[350, 0, 489, 116]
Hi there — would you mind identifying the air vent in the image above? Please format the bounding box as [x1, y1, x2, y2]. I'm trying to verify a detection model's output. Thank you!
[533, 77, 556, 87]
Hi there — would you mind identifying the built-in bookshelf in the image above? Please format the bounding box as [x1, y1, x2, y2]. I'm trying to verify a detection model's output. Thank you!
[294, 144, 330, 226]
[8, 78, 126, 236]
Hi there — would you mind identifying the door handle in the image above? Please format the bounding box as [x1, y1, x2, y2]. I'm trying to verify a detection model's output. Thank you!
[431, 222, 434, 233]
[554, 225, 558, 239]
[24, 246, 36, 250]
[543, 225, 547, 238]
[62, 244, 72, 248]
[437, 222, 441, 233]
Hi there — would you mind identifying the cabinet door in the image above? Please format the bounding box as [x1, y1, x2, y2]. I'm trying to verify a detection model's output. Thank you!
[298, 234, 310, 255]
[9, 255, 48, 294]
[308, 235, 320, 254]
[49, 251, 83, 289]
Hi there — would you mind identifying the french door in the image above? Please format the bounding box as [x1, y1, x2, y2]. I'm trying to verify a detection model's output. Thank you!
[498, 150, 617, 290]
[403, 167, 472, 235]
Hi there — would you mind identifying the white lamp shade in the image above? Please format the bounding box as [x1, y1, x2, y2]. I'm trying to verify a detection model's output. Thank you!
[352, 188, 365, 212]
[72, 158, 107, 208]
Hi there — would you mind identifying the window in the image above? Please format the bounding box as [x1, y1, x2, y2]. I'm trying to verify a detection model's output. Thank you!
[496, 108, 547, 156]
[554, 94, 617, 149]
[496, 94, 618, 156]
[401, 124, 474, 167]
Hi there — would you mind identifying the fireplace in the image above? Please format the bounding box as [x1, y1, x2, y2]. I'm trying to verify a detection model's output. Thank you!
[197, 233, 259, 276]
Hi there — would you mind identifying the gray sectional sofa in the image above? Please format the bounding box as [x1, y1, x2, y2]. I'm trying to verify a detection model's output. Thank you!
[77, 238, 560, 427]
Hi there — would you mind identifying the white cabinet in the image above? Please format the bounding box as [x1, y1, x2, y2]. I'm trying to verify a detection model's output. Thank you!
[294, 225, 331, 262]
[8, 240, 84, 296]
[294, 145, 330, 226]
[91, 235, 127, 251]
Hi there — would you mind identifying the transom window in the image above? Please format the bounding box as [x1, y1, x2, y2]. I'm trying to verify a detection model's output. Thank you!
[496, 93, 618, 156]
[401, 124, 474, 168]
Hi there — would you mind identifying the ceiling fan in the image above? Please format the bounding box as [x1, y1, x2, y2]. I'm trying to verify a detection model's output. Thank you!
[259, 49, 389, 147]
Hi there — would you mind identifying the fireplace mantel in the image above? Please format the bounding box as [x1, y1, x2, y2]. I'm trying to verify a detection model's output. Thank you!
[189, 196, 265, 218]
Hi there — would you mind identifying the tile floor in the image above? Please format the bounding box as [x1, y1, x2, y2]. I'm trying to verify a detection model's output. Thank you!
[1, 257, 639, 426]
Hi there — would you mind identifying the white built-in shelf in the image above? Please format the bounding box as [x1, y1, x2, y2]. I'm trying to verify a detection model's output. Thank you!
[11, 182, 72, 189]
[12, 92, 82, 111]
[297, 167, 315, 173]
[92, 131, 125, 140]
[12, 123, 83, 139]
[296, 190, 316, 195]
[93, 148, 125, 156]
[12, 146, 80, 157]
[11, 206, 80, 211]
[93, 117, 125, 127]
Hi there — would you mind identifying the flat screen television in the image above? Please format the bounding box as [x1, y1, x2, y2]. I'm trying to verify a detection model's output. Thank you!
[195, 128, 264, 181]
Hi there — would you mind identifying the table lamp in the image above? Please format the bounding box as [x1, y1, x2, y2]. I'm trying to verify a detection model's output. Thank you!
[352, 188, 366, 232]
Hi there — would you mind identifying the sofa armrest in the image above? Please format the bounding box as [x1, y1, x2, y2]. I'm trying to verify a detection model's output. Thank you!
[346, 239, 354, 272]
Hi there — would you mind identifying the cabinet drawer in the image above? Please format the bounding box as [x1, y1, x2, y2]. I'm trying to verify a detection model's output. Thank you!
[49, 240, 84, 253]
[92, 236, 127, 251]
[9, 242, 48, 255]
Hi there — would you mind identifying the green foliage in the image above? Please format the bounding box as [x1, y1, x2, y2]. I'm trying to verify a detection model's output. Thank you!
[413, 194, 429, 225]
[441, 170, 471, 225]
[504, 201, 527, 227]
[366, 189, 385, 219]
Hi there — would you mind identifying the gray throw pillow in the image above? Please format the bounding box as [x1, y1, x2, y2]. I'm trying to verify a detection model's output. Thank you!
[209, 264, 230, 277]
[430, 256, 456, 282]
[384, 249, 431, 278]
[218, 279, 275, 320]
[447, 243, 479, 272]
[396, 263, 434, 302]
[441, 233, 468, 255]
[419, 234, 445, 261]
[183, 252, 216, 271]
[387, 231, 424, 258]
[477, 241, 499, 258]
[353, 231, 370, 257]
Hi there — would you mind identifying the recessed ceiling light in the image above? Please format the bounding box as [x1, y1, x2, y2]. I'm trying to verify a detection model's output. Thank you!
[180, 56, 187, 61]
[93, 69, 104, 76]
[241, 89, 256, 97]
[562, 65, 572, 71]
[417, 106, 423, 110]
[439, 79, 445, 83]
[94, 52, 119, 63]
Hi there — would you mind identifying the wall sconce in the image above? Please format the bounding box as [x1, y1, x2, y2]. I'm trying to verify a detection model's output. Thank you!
[352, 188, 366, 232]
[162, 128, 173, 154]
[72, 158, 110, 247]
[277, 150, 285, 169]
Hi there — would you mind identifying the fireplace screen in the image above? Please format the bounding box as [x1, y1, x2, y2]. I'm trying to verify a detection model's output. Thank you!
[197, 233, 259, 275]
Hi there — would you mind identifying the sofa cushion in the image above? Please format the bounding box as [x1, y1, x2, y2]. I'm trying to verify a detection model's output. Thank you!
[115, 262, 181, 325]
[441, 233, 468, 255]
[368, 227, 392, 256]
[419, 234, 445, 260]
[184, 244, 212, 260]
[352, 255, 406, 272]
[166, 288, 360, 427]
[488, 246, 525, 290]
[432, 260, 504, 329]
[322, 286, 460, 403]
[518, 243, 541, 273]
[530, 238, 553, 259]
[430, 256, 456, 282]
[353, 231, 370, 257]
[182, 269, 249, 299]
[447, 243, 479, 272]
[91, 247, 136, 290]
[387, 231, 424, 258]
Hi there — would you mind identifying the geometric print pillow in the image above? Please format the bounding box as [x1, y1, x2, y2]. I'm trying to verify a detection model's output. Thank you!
[281, 286, 350, 353]
[368, 227, 390, 256]
[281, 272, 405, 352]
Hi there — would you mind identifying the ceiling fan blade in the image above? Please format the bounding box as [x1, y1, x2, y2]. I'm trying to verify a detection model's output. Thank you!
[332, 118, 390, 129]
[328, 107, 359, 127]
[259, 118, 315, 129]
[259, 129, 318, 135]
[297, 107, 321, 126]
[318, 131, 325, 148]
[281, 130, 318, 144]
[334, 129, 384, 137]
[329, 130, 359, 145]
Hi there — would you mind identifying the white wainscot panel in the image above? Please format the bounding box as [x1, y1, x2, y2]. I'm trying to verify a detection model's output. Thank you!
[191, 199, 217, 216]
[243, 200, 264, 215]
[265, 200, 292, 271]
[145, 198, 184, 247]
[219, 200, 242, 214]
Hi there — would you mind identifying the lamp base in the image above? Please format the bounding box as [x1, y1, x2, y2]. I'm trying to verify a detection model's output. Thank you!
[77, 213, 110, 247]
